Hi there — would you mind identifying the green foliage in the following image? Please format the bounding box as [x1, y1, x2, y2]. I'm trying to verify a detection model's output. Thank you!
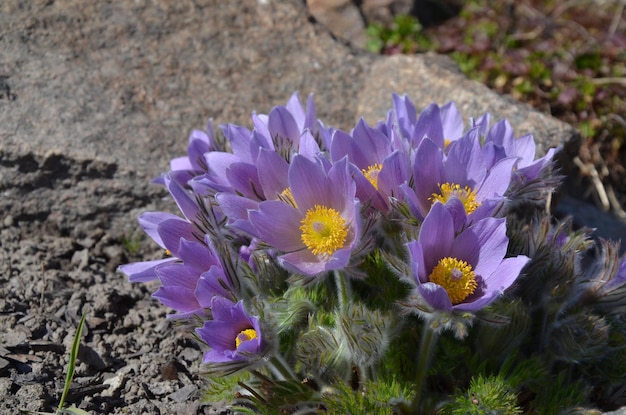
[22, 314, 89, 415]
[202, 371, 252, 406]
[321, 378, 412, 415]
[121, 231, 143, 256]
[441, 374, 522, 415]
[365, 0, 626, 203]
[365, 14, 432, 54]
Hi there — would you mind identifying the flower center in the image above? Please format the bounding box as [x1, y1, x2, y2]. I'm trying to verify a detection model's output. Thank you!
[300, 205, 348, 256]
[279, 187, 298, 208]
[428, 257, 477, 305]
[429, 182, 481, 214]
[361, 163, 383, 190]
[235, 328, 258, 349]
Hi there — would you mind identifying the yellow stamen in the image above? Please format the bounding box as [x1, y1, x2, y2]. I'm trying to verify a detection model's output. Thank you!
[235, 328, 258, 349]
[361, 163, 383, 190]
[164, 249, 172, 256]
[279, 187, 298, 208]
[428, 257, 477, 305]
[300, 205, 348, 256]
[429, 182, 481, 214]
[443, 138, 452, 148]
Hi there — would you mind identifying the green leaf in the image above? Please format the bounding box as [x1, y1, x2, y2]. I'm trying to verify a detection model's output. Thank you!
[57, 313, 87, 413]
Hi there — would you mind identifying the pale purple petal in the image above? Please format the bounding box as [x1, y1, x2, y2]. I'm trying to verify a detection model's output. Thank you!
[475, 157, 517, 200]
[118, 258, 176, 282]
[138, 212, 183, 249]
[451, 217, 508, 277]
[289, 155, 331, 211]
[268, 106, 300, 144]
[412, 103, 444, 148]
[455, 255, 529, 311]
[257, 149, 289, 199]
[417, 282, 453, 311]
[419, 202, 455, 273]
[249, 201, 304, 251]
[153, 286, 199, 312]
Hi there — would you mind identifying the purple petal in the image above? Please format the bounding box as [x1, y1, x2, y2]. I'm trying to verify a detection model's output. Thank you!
[451, 217, 508, 277]
[216, 192, 259, 235]
[118, 258, 176, 282]
[153, 286, 200, 313]
[196, 268, 233, 307]
[475, 157, 517, 200]
[165, 175, 200, 222]
[226, 162, 261, 200]
[455, 255, 529, 311]
[286, 92, 306, 131]
[413, 138, 444, 215]
[257, 149, 289, 199]
[298, 130, 321, 159]
[156, 263, 199, 289]
[511, 134, 536, 167]
[440, 101, 464, 140]
[279, 249, 326, 275]
[198, 320, 238, 351]
[157, 218, 197, 256]
[406, 240, 426, 283]
[222, 124, 253, 162]
[418, 202, 455, 273]
[249, 201, 304, 251]
[412, 103, 444, 148]
[445, 129, 486, 187]
[289, 155, 331, 211]
[417, 282, 453, 311]
[138, 212, 183, 249]
[268, 106, 300, 143]
[177, 238, 220, 271]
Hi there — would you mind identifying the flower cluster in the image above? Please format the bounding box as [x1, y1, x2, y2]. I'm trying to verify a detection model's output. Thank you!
[119, 93, 626, 414]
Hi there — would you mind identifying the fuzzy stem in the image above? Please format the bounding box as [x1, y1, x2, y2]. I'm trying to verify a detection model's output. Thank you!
[334, 270, 351, 313]
[267, 354, 299, 382]
[411, 325, 439, 412]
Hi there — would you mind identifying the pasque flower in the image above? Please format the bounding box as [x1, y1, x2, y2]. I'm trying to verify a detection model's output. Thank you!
[403, 128, 518, 225]
[247, 154, 360, 275]
[483, 118, 559, 182]
[330, 118, 410, 212]
[196, 296, 263, 363]
[407, 202, 529, 312]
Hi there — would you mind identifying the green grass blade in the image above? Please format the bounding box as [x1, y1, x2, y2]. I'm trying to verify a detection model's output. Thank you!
[57, 313, 87, 414]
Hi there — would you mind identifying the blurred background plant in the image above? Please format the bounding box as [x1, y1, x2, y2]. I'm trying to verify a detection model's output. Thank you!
[364, 0, 626, 221]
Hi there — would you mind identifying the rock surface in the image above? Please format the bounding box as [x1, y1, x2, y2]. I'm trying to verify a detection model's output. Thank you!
[0, 0, 623, 414]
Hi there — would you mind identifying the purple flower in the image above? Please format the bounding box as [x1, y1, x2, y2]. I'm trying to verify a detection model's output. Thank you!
[151, 236, 234, 318]
[407, 202, 529, 312]
[403, 129, 517, 224]
[389, 94, 468, 150]
[330, 119, 410, 212]
[196, 297, 263, 363]
[247, 155, 360, 275]
[483, 119, 559, 182]
[157, 120, 219, 187]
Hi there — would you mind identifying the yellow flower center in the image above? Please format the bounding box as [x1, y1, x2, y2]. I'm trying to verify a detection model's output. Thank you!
[279, 187, 298, 208]
[443, 138, 452, 148]
[235, 328, 258, 349]
[429, 182, 481, 214]
[300, 205, 348, 256]
[361, 163, 383, 190]
[428, 257, 477, 305]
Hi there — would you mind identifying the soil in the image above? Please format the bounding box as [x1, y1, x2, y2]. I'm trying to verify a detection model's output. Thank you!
[0, 151, 223, 414]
